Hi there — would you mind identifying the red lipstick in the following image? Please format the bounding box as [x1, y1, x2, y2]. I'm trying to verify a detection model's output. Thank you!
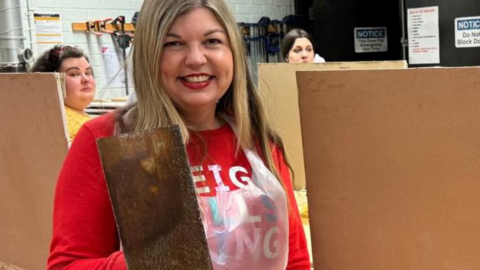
[180, 73, 213, 89]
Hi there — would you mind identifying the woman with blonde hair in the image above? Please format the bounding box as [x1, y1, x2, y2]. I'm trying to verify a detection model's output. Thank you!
[48, 0, 310, 269]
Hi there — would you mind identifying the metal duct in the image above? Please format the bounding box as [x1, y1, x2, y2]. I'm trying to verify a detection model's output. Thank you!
[0, 0, 32, 73]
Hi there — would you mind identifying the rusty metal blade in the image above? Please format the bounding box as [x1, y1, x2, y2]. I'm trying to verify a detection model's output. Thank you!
[97, 125, 212, 270]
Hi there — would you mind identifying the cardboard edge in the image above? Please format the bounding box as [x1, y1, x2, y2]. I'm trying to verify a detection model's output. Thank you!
[0, 261, 26, 270]
[54, 73, 69, 145]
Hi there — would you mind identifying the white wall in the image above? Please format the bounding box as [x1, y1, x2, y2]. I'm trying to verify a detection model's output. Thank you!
[20, 0, 294, 99]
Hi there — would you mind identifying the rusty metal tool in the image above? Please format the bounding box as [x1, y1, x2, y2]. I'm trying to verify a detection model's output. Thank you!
[97, 125, 212, 270]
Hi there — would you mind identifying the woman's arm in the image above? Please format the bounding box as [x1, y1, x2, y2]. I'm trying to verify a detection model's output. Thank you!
[48, 124, 127, 270]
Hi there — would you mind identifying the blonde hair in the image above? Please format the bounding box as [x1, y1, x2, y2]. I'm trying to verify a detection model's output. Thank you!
[128, 0, 293, 185]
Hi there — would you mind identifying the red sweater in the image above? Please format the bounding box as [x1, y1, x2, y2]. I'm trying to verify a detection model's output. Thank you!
[48, 113, 310, 270]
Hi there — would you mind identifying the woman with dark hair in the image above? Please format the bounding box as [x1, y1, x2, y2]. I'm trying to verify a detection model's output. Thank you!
[281, 28, 325, 63]
[31, 45, 96, 141]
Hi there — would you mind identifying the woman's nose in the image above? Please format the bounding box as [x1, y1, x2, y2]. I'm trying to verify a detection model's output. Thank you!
[81, 74, 91, 84]
[185, 46, 207, 67]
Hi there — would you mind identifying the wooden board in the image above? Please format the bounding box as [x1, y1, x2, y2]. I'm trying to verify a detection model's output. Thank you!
[297, 67, 480, 270]
[71, 22, 135, 32]
[97, 126, 212, 270]
[0, 73, 68, 269]
[258, 61, 407, 190]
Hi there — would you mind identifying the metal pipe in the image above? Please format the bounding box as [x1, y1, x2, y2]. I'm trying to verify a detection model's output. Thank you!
[0, 0, 32, 72]
[26, 0, 36, 53]
[399, 0, 407, 61]
[250, 24, 257, 81]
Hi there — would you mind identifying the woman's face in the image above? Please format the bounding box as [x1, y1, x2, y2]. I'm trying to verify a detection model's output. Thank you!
[159, 7, 234, 117]
[59, 57, 96, 111]
[287, 37, 314, 63]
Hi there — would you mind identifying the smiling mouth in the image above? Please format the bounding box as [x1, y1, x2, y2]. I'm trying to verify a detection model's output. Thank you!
[180, 75, 213, 89]
[181, 75, 213, 83]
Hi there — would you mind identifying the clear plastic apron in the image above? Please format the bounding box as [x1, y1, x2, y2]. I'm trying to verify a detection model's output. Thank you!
[196, 119, 289, 270]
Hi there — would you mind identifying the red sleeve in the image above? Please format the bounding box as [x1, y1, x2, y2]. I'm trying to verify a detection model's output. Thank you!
[48, 124, 127, 270]
[272, 147, 311, 270]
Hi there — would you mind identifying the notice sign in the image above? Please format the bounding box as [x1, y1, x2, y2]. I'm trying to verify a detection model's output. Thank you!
[34, 13, 64, 53]
[455, 16, 480, 48]
[354, 27, 388, 53]
[407, 6, 440, 65]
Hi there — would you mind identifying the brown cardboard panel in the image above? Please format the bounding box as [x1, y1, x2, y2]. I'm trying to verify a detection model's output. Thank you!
[97, 126, 212, 270]
[258, 61, 407, 190]
[0, 74, 68, 269]
[297, 67, 480, 270]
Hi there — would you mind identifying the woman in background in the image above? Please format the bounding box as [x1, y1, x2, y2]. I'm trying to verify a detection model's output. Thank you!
[281, 28, 325, 63]
[31, 45, 96, 141]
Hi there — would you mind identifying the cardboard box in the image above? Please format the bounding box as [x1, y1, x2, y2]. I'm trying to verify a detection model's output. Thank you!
[258, 61, 407, 189]
[298, 67, 480, 270]
[0, 74, 68, 269]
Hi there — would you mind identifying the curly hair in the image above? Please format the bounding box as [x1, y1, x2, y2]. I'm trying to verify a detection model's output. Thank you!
[30, 45, 89, 72]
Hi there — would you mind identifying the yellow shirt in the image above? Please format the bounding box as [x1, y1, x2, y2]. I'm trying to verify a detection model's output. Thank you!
[65, 106, 92, 141]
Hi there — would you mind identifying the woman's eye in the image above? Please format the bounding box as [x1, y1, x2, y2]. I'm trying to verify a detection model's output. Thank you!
[205, 39, 221, 45]
[163, 41, 181, 48]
